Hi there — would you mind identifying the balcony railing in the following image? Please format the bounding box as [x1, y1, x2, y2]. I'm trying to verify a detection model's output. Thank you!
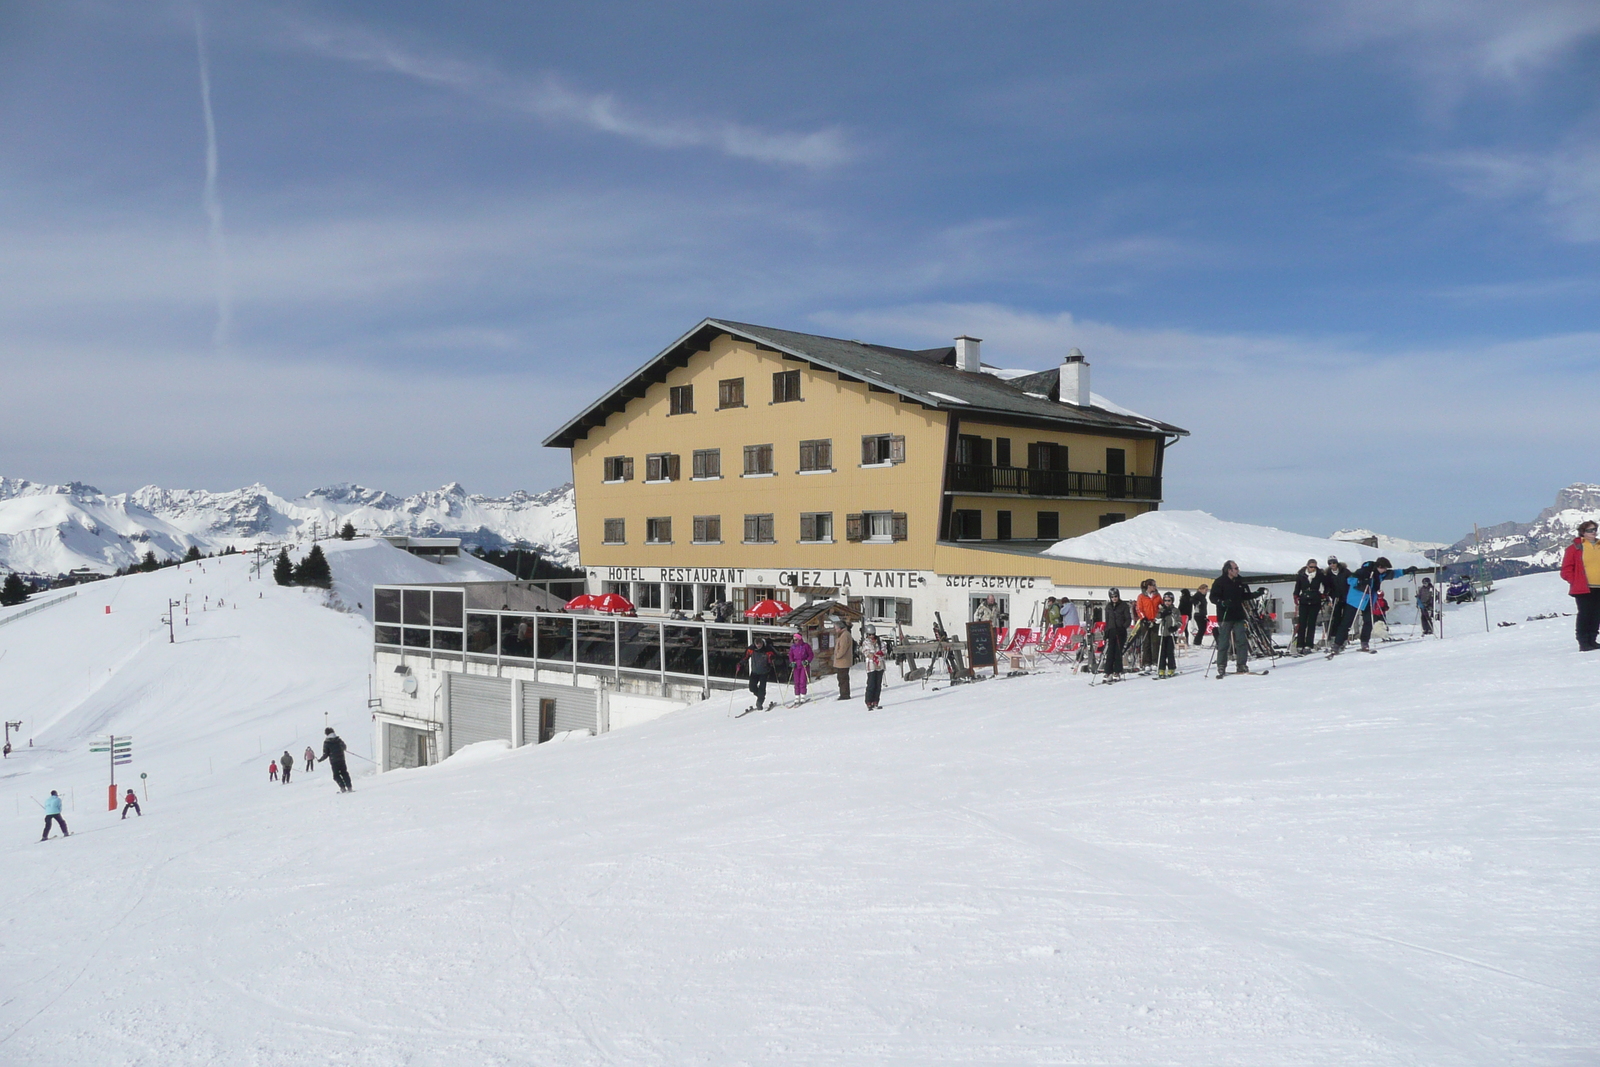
[947, 463, 1160, 500]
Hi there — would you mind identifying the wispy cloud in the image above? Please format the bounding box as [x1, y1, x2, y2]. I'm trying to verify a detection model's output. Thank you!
[284, 18, 852, 170]
[1427, 141, 1600, 242]
[1313, 0, 1600, 100]
[194, 9, 232, 353]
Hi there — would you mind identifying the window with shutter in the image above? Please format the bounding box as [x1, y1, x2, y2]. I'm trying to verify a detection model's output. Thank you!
[1036, 511, 1060, 540]
[645, 453, 668, 482]
[692, 449, 721, 479]
[772, 370, 801, 403]
[693, 515, 721, 543]
[603, 519, 625, 544]
[799, 439, 831, 472]
[996, 510, 1012, 541]
[646, 517, 672, 543]
[623, 457, 634, 481]
[744, 515, 758, 542]
[758, 514, 774, 542]
[895, 599, 913, 625]
[799, 512, 832, 542]
[743, 444, 774, 475]
[669, 385, 694, 415]
[799, 513, 816, 542]
[718, 378, 745, 408]
[891, 512, 908, 541]
[667, 454, 680, 481]
[996, 438, 1011, 467]
[604, 456, 634, 482]
[889, 435, 905, 464]
[846, 513, 864, 541]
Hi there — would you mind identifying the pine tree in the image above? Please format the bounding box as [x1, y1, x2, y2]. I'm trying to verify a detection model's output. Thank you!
[339, 521, 356, 541]
[0, 572, 29, 606]
[184, 545, 203, 563]
[295, 544, 333, 589]
[140, 550, 160, 573]
[274, 548, 293, 586]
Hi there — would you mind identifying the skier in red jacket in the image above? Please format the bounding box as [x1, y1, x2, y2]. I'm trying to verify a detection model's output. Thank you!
[121, 788, 141, 818]
[1559, 520, 1600, 650]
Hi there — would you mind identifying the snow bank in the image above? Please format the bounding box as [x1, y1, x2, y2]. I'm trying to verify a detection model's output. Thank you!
[1, 568, 1595, 1064]
[1046, 509, 1436, 576]
[312, 537, 514, 619]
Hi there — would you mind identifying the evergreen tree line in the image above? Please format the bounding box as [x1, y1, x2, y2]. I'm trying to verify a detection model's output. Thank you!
[470, 545, 583, 581]
[111, 543, 240, 577]
[1, 572, 30, 607]
[274, 545, 333, 589]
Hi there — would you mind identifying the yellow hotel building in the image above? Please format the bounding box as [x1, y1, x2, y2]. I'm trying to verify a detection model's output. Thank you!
[544, 319, 1201, 629]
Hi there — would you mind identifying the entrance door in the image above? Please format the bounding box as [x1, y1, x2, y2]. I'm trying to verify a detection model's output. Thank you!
[1106, 448, 1126, 498]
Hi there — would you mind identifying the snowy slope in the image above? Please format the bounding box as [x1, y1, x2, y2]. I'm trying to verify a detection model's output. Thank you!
[0, 572, 1595, 1065]
[0, 477, 577, 577]
[1047, 509, 1435, 575]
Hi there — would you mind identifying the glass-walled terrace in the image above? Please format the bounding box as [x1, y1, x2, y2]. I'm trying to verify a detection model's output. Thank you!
[373, 585, 791, 690]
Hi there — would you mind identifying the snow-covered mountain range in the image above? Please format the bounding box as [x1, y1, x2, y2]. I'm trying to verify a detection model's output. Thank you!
[0, 477, 577, 576]
[1433, 483, 1600, 577]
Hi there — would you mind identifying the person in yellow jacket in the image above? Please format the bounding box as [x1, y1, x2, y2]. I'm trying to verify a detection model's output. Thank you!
[1559, 520, 1600, 650]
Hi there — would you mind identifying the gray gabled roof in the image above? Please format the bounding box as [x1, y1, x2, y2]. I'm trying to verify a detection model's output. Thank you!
[542, 318, 1189, 448]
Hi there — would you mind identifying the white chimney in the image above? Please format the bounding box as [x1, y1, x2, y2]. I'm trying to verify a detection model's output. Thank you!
[1060, 348, 1090, 406]
[954, 335, 982, 372]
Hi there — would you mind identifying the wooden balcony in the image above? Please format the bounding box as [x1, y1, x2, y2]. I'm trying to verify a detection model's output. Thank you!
[946, 463, 1161, 501]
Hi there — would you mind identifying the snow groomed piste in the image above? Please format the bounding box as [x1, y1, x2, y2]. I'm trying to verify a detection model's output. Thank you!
[0, 552, 1595, 1065]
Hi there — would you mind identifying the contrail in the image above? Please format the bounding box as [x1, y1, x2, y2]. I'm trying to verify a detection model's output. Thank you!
[194, 9, 232, 353]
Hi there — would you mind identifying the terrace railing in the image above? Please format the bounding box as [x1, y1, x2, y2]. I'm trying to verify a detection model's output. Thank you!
[947, 464, 1160, 501]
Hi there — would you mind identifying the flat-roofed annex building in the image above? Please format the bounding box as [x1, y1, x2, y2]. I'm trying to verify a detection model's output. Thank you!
[543, 319, 1197, 628]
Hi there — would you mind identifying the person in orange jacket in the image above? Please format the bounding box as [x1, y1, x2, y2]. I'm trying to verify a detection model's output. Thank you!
[121, 788, 141, 818]
[1559, 519, 1600, 650]
[1134, 580, 1162, 673]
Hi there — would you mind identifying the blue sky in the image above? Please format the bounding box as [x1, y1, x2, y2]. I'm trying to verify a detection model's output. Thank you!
[2, 1, 1598, 542]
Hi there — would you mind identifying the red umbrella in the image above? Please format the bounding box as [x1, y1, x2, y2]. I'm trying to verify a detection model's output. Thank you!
[744, 598, 792, 619]
[595, 592, 635, 614]
[564, 593, 600, 611]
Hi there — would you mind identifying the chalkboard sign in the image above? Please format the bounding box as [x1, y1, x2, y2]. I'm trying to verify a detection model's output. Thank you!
[965, 621, 996, 668]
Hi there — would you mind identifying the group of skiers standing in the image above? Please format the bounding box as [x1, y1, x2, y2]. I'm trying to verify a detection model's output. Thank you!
[1289, 555, 1427, 658]
[738, 618, 888, 713]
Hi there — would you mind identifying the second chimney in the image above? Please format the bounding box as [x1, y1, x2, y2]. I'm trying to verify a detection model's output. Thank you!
[954, 335, 982, 372]
[1060, 348, 1090, 406]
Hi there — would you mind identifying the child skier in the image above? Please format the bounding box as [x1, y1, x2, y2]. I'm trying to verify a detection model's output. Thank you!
[304, 746, 316, 774]
[1156, 592, 1180, 678]
[787, 630, 813, 705]
[121, 788, 141, 818]
[268, 761, 278, 782]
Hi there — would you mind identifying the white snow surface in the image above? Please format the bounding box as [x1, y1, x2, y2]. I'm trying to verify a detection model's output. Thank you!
[1047, 509, 1436, 575]
[1329, 528, 1449, 554]
[0, 477, 578, 576]
[0, 564, 1595, 1065]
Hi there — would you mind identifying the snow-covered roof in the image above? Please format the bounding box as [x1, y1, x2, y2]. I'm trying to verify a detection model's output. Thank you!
[1043, 510, 1435, 577]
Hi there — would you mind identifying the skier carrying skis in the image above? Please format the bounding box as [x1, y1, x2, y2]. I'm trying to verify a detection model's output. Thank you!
[319, 728, 353, 792]
[787, 630, 813, 702]
[1292, 559, 1323, 654]
[861, 627, 886, 709]
[1134, 581, 1161, 673]
[1329, 557, 1414, 655]
[279, 750, 294, 784]
[41, 790, 68, 839]
[1156, 591, 1180, 678]
[1209, 560, 1261, 678]
[121, 788, 141, 818]
[1101, 588, 1132, 681]
[1559, 520, 1600, 651]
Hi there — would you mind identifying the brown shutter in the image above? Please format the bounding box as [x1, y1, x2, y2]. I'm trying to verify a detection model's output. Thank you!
[1027, 443, 1040, 469]
[896, 599, 913, 625]
[862, 437, 875, 465]
[799, 441, 814, 471]
[891, 512, 908, 541]
[744, 515, 758, 542]
[846, 513, 864, 542]
[800, 513, 816, 542]
[667, 454, 681, 481]
[622, 457, 634, 481]
[889, 436, 906, 464]
[817, 439, 831, 469]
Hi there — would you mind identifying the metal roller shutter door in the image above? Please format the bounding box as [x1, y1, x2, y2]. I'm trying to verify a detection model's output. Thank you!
[448, 674, 514, 755]
[520, 680, 598, 739]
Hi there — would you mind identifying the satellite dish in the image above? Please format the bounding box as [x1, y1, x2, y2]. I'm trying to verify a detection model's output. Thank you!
[401, 676, 419, 695]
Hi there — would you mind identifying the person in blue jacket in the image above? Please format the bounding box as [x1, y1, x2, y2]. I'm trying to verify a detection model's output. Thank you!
[41, 790, 69, 840]
[1329, 557, 1415, 655]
